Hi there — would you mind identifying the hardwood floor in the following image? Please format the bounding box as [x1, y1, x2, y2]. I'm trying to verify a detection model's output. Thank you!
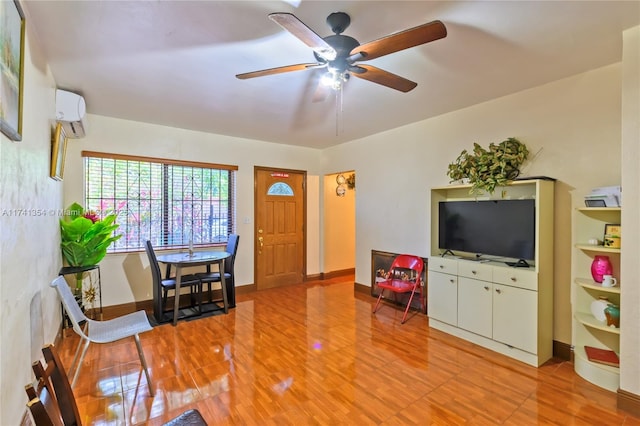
[56, 275, 640, 425]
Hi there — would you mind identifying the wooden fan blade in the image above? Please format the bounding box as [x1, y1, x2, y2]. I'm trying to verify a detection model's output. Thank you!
[349, 20, 446, 61]
[236, 63, 322, 80]
[349, 65, 418, 92]
[269, 13, 337, 60]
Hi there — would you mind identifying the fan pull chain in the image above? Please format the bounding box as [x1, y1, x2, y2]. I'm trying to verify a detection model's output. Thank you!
[335, 84, 344, 136]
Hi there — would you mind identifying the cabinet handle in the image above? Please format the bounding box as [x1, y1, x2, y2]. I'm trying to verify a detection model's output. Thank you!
[510, 277, 517, 282]
[439, 265, 444, 269]
[484, 286, 489, 291]
[449, 279, 455, 284]
[472, 270, 477, 275]
[495, 288, 502, 294]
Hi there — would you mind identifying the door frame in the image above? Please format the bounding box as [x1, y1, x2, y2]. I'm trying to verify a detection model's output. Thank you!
[253, 166, 307, 289]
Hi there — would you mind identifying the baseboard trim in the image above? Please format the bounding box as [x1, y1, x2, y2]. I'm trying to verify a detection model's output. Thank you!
[353, 281, 370, 294]
[306, 273, 323, 281]
[553, 340, 572, 361]
[323, 268, 355, 279]
[236, 284, 256, 295]
[618, 389, 640, 416]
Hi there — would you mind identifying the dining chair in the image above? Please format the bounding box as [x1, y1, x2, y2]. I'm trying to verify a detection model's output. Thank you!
[25, 380, 66, 426]
[145, 240, 203, 315]
[195, 234, 239, 309]
[49, 276, 154, 396]
[26, 343, 207, 426]
[25, 343, 82, 426]
[372, 254, 424, 324]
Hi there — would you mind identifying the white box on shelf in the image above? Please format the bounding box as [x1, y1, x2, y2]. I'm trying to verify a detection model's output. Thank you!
[584, 186, 621, 207]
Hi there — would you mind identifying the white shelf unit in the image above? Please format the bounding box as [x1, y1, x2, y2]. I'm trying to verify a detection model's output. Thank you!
[428, 179, 555, 367]
[572, 207, 621, 392]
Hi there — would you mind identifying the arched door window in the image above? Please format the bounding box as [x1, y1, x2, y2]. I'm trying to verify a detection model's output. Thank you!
[267, 182, 294, 196]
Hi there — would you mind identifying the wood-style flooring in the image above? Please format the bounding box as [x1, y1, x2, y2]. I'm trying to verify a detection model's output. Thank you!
[56, 275, 640, 425]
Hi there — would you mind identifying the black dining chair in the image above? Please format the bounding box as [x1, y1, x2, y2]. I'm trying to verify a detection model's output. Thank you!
[196, 234, 239, 309]
[145, 240, 203, 316]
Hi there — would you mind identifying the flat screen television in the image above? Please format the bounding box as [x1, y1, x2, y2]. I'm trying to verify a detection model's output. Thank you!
[438, 199, 536, 262]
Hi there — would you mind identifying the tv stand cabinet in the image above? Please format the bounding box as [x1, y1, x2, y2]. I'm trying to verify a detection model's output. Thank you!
[428, 179, 555, 367]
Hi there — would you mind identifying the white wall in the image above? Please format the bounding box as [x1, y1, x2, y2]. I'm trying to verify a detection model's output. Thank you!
[321, 64, 623, 346]
[306, 175, 321, 276]
[0, 17, 60, 426]
[620, 25, 640, 395]
[323, 172, 356, 273]
[62, 115, 323, 306]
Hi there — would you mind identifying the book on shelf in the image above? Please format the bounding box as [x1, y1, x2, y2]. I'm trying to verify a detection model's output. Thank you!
[584, 346, 619, 367]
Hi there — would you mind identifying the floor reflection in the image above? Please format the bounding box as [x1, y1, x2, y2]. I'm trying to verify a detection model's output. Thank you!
[56, 276, 638, 425]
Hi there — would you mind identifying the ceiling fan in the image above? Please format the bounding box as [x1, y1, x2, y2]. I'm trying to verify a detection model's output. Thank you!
[236, 12, 447, 96]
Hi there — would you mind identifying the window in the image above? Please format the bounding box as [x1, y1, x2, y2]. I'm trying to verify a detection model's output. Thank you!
[267, 182, 294, 196]
[83, 151, 237, 252]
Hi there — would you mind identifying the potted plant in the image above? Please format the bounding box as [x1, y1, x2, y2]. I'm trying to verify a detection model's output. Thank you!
[59, 202, 121, 295]
[447, 137, 529, 195]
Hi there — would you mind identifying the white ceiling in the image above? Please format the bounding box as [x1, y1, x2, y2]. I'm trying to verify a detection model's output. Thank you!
[23, 1, 640, 149]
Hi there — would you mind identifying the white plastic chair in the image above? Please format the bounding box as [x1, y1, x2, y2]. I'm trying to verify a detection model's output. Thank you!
[50, 276, 155, 396]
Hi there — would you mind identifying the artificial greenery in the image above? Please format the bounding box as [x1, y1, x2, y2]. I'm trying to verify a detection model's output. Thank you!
[60, 202, 121, 289]
[447, 137, 529, 195]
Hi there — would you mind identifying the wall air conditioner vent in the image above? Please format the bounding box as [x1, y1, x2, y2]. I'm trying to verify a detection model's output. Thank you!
[56, 89, 87, 138]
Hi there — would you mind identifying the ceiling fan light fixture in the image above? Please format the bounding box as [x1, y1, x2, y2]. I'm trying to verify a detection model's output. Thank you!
[317, 48, 337, 61]
[239, 12, 447, 97]
[321, 70, 349, 90]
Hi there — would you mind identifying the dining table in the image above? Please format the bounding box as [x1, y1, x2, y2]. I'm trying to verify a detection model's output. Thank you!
[156, 250, 231, 325]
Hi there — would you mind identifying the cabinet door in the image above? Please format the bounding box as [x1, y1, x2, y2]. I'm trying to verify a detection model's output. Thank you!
[493, 284, 537, 354]
[428, 271, 457, 326]
[458, 277, 492, 338]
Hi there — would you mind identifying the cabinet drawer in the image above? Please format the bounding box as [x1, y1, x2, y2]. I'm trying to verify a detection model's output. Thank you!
[428, 257, 458, 274]
[493, 267, 537, 291]
[458, 261, 493, 281]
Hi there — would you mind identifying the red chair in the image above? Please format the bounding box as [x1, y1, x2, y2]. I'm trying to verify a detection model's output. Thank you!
[373, 254, 424, 324]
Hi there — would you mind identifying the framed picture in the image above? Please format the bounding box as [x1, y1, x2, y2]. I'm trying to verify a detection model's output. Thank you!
[603, 223, 621, 249]
[50, 123, 67, 180]
[0, 0, 26, 141]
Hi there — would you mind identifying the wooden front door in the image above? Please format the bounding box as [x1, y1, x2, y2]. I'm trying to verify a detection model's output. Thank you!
[254, 167, 306, 289]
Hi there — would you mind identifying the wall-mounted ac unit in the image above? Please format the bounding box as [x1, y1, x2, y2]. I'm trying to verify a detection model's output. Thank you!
[56, 89, 87, 138]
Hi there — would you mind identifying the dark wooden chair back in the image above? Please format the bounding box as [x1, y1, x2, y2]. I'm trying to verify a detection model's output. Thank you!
[26, 344, 82, 425]
[224, 234, 240, 274]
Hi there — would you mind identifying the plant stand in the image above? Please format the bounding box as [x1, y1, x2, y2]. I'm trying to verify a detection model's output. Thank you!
[58, 265, 102, 331]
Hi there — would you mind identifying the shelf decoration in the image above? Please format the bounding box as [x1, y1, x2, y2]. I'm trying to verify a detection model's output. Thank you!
[604, 304, 620, 328]
[447, 137, 529, 195]
[590, 296, 610, 322]
[590, 255, 613, 283]
[584, 346, 619, 367]
[603, 224, 621, 248]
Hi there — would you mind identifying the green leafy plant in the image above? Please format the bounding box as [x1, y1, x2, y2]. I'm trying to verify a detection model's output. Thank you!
[447, 137, 529, 195]
[60, 202, 121, 289]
